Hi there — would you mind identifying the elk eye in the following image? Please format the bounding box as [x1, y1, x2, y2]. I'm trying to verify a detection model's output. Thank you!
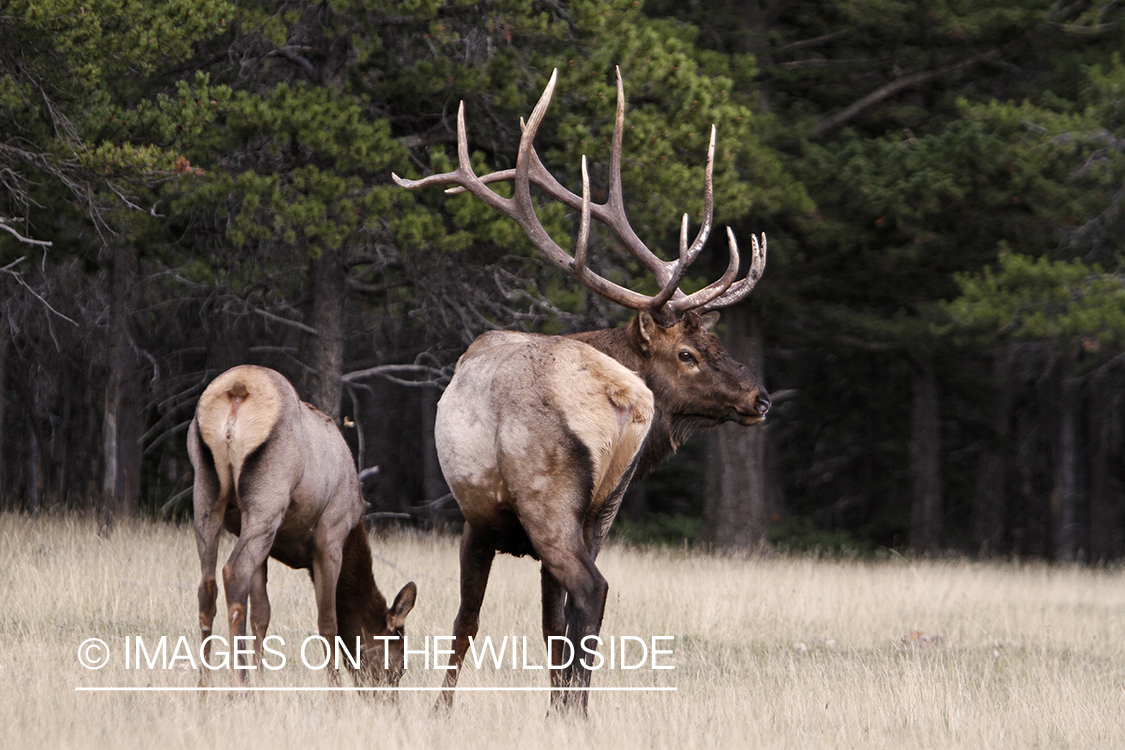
[678, 350, 697, 365]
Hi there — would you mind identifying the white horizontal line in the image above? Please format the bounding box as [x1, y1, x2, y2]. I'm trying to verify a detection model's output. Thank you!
[75, 686, 676, 693]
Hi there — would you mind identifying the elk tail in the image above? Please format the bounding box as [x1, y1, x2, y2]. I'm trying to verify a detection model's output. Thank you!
[195, 367, 283, 505]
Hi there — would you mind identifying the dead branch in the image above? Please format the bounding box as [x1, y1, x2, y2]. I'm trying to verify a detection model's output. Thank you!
[0, 256, 78, 326]
[0, 218, 53, 246]
[810, 51, 999, 138]
[341, 363, 451, 388]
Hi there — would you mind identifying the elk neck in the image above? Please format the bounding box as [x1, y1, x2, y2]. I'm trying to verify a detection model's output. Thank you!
[333, 523, 390, 640]
[569, 323, 687, 479]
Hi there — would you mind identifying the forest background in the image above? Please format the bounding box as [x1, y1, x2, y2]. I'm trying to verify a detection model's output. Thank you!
[2, 0, 1124, 561]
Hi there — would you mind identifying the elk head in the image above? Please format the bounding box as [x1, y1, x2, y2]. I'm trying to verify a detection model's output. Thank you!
[356, 581, 416, 687]
[626, 309, 769, 427]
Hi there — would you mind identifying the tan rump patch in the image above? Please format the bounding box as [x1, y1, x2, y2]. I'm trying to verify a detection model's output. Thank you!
[196, 366, 284, 503]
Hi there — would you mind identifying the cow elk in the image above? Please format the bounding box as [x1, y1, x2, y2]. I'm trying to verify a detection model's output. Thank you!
[393, 68, 770, 713]
[188, 365, 416, 687]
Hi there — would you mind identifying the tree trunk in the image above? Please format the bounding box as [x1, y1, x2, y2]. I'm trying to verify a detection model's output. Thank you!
[0, 312, 7, 509]
[1052, 375, 1083, 561]
[701, 308, 776, 550]
[973, 348, 1013, 554]
[1087, 371, 1118, 562]
[308, 246, 346, 421]
[909, 358, 942, 553]
[100, 242, 144, 528]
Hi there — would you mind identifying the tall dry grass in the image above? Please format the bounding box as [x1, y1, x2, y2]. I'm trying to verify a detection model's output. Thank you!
[1, 512, 1122, 749]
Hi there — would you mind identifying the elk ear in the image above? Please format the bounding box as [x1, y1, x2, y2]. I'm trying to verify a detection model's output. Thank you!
[700, 311, 720, 332]
[635, 311, 658, 354]
[387, 581, 417, 630]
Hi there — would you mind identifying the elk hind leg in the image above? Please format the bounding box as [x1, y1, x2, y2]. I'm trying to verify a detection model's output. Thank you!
[193, 475, 224, 686]
[222, 509, 283, 682]
[437, 524, 496, 711]
[541, 567, 570, 713]
[525, 516, 607, 715]
[249, 560, 270, 669]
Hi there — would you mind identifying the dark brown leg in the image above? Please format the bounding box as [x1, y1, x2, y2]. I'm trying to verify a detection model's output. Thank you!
[192, 472, 224, 687]
[541, 566, 569, 712]
[222, 508, 283, 683]
[521, 506, 607, 716]
[249, 561, 270, 669]
[437, 524, 495, 710]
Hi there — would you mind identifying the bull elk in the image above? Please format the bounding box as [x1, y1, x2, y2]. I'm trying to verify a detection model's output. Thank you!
[393, 68, 770, 713]
[188, 365, 417, 686]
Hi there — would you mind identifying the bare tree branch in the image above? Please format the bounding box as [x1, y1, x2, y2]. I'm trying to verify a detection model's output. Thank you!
[777, 28, 855, 55]
[0, 218, 53, 246]
[0, 256, 78, 326]
[266, 46, 317, 75]
[810, 51, 999, 138]
[341, 363, 451, 388]
[253, 307, 319, 334]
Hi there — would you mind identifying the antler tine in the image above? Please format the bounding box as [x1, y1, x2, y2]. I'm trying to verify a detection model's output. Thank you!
[668, 226, 742, 314]
[395, 69, 657, 311]
[391, 102, 507, 216]
[574, 155, 591, 275]
[649, 124, 718, 309]
[431, 68, 698, 301]
[503, 69, 573, 271]
[394, 68, 767, 319]
[601, 67, 677, 287]
[506, 70, 656, 309]
[698, 232, 768, 313]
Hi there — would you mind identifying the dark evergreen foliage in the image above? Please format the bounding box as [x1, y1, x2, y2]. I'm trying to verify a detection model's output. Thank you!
[1, 0, 1122, 559]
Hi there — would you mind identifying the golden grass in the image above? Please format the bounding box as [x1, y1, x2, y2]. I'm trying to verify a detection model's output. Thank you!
[1, 512, 1123, 749]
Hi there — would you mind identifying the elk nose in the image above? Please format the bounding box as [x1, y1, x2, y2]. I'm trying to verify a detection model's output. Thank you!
[754, 392, 771, 416]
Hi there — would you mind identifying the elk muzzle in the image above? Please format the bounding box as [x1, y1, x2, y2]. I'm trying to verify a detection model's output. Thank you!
[735, 387, 771, 425]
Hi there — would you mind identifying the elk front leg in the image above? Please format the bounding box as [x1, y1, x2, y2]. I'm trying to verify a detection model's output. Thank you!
[437, 524, 495, 711]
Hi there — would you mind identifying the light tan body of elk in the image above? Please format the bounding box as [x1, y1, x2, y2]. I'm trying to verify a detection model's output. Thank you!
[189, 365, 415, 686]
[436, 332, 654, 555]
[434, 332, 654, 708]
[394, 67, 771, 714]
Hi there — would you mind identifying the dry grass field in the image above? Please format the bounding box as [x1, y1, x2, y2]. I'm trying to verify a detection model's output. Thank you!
[1, 512, 1122, 749]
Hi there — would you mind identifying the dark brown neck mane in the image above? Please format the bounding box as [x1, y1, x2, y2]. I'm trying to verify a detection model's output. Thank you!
[569, 326, 693, 479]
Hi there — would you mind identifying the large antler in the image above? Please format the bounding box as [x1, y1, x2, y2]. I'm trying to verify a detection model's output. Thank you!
[392, 67, 766, 323]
